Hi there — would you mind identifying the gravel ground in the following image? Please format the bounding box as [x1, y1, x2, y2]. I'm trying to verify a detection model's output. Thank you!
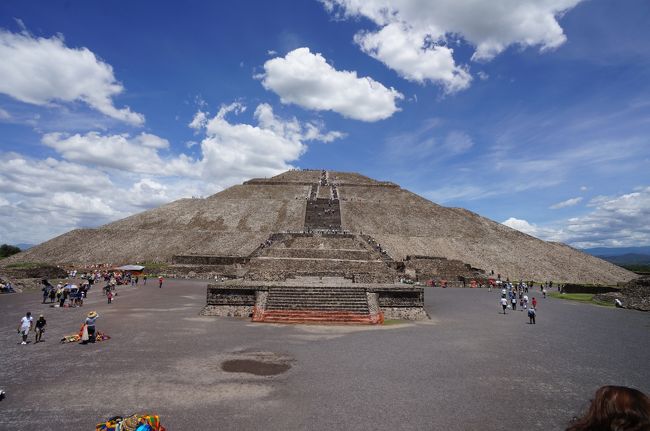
[0, 281, 648, 430]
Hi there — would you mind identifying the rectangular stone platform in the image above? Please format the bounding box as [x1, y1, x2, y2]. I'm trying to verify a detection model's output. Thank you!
[201, 278, 428, 322]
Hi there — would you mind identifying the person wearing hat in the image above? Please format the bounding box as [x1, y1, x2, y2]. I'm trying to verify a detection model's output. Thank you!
[34, 314, 47, 343]
[84, 311, 98, 343]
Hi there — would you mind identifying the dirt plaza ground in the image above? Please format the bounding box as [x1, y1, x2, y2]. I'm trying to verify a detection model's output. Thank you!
[0, 279, 649, 430]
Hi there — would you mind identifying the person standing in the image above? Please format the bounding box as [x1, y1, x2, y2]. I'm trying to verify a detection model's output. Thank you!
[143, 274, 147, 285]
[532, 297, 538, 309]
[528, 307, 536, 324]
[511, 295, 517, 311]
[17, 312, 33, 345]
[158, 276, 163, 289]
[42, 285, 49, 304]
[84, 311, 98, 344]
[34, 314, 46, 343]
[500, 297, 508, 314]
[542, 288, 547, 299]
[107, 290, 113, 304]
[523, 295, 529, 309]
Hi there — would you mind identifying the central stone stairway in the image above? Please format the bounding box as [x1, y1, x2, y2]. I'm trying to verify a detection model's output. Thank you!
[255, 286, 382, 324]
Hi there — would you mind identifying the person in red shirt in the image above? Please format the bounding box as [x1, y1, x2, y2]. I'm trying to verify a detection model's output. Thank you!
[158, 276, 163, 289]
[532, 297, 537, 309]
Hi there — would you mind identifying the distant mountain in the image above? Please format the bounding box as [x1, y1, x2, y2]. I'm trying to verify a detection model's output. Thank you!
[599, 253, 650, 265]
[583, 246, 650, 257]
[15, 243, 34, 251]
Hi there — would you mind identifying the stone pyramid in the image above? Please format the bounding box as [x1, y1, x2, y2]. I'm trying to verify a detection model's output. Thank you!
[3, 169, 635, 284]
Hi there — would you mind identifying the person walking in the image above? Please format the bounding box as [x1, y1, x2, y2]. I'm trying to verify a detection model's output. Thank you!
[107, 290, 113, 304]
[143, 275, 147, 285]
[528, 307, 536, 324]
[542, 288, 547, 299]
[511, 295, 517, 311]
[158, 276, 163, 289]
[523, 295, 529, 309]
[83, 311, 98, 344]
[532, 297, 538, 309]
[42, 286, 49, 304]
[17, 312, 33, 345]
[34, 314, 46, 343]
[500, 297, 508, 314]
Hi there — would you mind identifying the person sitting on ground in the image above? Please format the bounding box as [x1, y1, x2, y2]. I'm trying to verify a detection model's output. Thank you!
[566, 385, 650, 431]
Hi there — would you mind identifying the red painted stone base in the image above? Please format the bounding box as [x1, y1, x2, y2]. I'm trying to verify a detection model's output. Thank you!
[252, 309, 384, 325]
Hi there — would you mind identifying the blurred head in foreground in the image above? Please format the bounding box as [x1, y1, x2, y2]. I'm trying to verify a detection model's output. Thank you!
[567, 385, 650, 431]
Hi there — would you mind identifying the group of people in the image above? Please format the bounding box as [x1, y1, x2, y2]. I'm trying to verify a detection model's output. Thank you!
[17, 312, 46, 344]
[0, 280, 15, 293]
[499, 286, 539, 324]
[17, 309, 100, 345]
[42, 281, 88, 307]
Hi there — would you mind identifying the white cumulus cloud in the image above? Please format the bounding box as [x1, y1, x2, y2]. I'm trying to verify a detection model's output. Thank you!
[550, 196, 583, 209]
[195, 102, 343, 180]
[0, 29, 144, 125]
[322, 0, 582, 91]
[503, 187, 650, 247]
[260, 47, 403, 121]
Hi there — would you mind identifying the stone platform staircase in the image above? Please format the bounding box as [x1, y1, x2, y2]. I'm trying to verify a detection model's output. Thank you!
[253, 286, 383, 324]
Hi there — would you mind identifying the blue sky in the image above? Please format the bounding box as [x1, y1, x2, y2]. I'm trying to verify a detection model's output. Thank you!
[0, 0, 649, 248]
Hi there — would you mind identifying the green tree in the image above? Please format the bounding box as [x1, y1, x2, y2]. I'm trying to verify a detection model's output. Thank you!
[0, 244, 21, 258]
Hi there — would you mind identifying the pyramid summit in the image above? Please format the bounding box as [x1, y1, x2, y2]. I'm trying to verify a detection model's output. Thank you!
[4, 169, 634, 284]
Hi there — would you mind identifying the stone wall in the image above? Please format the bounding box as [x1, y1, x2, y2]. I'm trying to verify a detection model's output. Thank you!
[264, 248, 373, 260]
[172, 255, 250, 265]
[244, 257, 398, 282]
[206, 284, 262, 306]
[404, 256, 485, 280]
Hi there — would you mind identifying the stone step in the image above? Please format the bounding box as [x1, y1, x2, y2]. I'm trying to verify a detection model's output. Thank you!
[267, 301, 367, 306]
[255, 310, 381, 325]
[266, 306, 370, 312]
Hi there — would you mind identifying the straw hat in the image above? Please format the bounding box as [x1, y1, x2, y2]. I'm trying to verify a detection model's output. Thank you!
[87, 311, 98, 318]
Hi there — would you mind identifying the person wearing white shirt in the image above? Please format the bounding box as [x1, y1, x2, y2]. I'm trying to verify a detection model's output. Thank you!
[500, 297, 508, 314]
[17, 312, 33, 345]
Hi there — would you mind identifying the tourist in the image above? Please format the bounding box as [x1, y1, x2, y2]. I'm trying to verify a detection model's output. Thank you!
[83, 311, 98, 344]
[500, 297, 508, 314]
[34, 314, 46, 343]
[542, 288, 547, 299]
[48, 286, 56, 303]
[17, 312, 33, 345]
[528, 307, 536, 324]
[107, 290, 113, 304]
[41, 285, 49, 304]
[523, 295, 529, 309]
[143, 275, 147, 285]
[566, 385, 650, 431]
[158, 276, 164, 288]
[519, 294, 524, 311]
[532, 297, 538, 309]
[511, 295, 517, 311]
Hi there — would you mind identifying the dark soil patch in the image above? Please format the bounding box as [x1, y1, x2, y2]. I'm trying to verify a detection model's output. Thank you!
[221, 359, 291, 376]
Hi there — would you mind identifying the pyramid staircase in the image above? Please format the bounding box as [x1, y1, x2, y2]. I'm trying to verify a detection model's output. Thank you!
[253, 286, 383, 324]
